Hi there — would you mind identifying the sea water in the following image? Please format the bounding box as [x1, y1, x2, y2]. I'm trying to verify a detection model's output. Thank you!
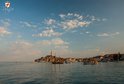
[0, 62, 124, 84]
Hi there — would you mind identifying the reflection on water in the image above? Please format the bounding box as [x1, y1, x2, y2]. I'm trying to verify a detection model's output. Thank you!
[0, 62, 124, 84]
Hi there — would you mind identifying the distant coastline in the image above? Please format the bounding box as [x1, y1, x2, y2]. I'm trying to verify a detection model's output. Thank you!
[34, 52, 124, 64]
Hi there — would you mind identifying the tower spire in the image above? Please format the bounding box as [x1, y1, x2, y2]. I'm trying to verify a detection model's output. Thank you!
[51, 50, 52, 56]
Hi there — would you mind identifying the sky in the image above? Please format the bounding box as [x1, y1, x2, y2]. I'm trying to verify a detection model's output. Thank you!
[0, 0, 124, 62]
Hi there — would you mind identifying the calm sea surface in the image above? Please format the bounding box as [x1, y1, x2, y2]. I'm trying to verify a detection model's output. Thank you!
[0, 62, 124, 84]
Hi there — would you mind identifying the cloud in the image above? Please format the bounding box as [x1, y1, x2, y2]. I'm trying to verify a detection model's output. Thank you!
[37, 38, 69, 46]
[37, 40, 51, 45]
[97, 32, 120, 37]
[71, 30, 77, 33]
[5, 40, 41, 61]
[51, 38, 69, 45]
[42, 13, 104, 31]
[55, 45, 69, 49]
[60, 20, 90, 30]
[0, 19, 10, 27]
[102, 18, 107, 21]
[59, 13, 91, 30]
[91, 16, 100, 21]
[20, 21, 37, 28]
[59, 13, 83, 20]
[14, 40, 33, 47]
[31, 13, 106, 38]
[97, 33, 109, 37]
[32, 28, 62, 37]
[44, 19, 56, 25]
[59, 14, 66, 19]
[0, 19, 12, 36]
[36, 38, 69, 50]
[90, 16, 107, 22]
[85, 31, 90, 34]
[0, 27, 11, 36]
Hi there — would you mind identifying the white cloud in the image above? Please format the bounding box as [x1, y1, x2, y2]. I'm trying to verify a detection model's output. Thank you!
[92, 16, 107, 22]
[97, 32, 120, 37]
[0, 19, 11, 36]
[59, 14, 66, 19]
[90, 16, 106, 22]
[85, 31, 90, 34]
[58, 13, 91, 30]
[7, 40, 43, 61]
[97, 33, 109, 37]
[44, 19, 56, 25]
[55, 45, 69, 49]
[102, 18, 107, 21]
[0, 19, 10, 27]
[59, 13, 83, 20]
[71, 30, 77, 33]
[38, 38, 69, 46]
[14, 40, 33, 47]
[74, 14, 83, 20]
[61, 20, 78, 29]
[113, 32, 120, 35]
[0, 39, 69, 61]
[67, 13, 73, 16]
[20, 21, 37, 28]
[32, 28, 62, 37]
[0, 27, 11, 36]
[91, 16, 99, 21]
[60, 20, 90, 30]
[37, 40, 52, 45]
[51, 38, 69, 45]
[38, 13, 107, 38]
[37, 38, 69, 49]
[42, 13, 104, 31]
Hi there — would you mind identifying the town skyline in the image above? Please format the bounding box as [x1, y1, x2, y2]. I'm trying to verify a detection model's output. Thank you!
[0, 0, 124, 61]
